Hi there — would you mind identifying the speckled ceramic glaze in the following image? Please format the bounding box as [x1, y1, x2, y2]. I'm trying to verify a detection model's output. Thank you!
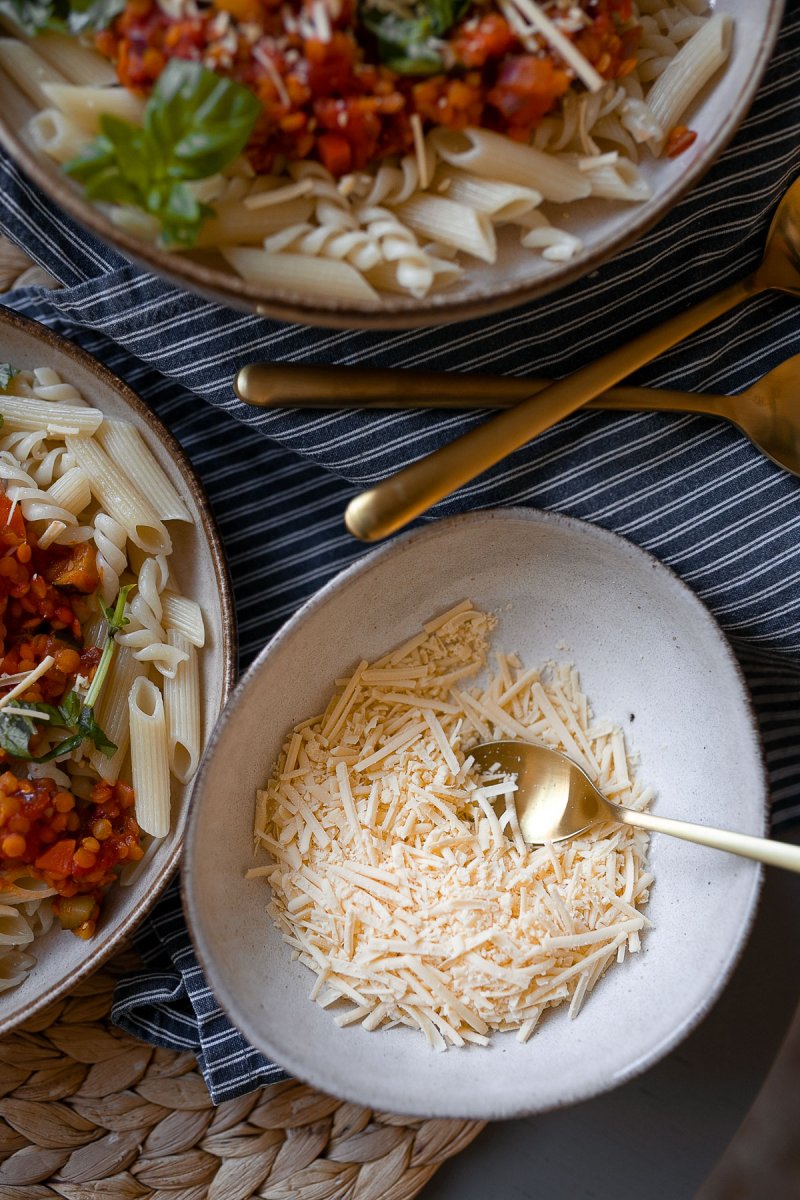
[184, 509, 767, 1119]
[0, 2, 782, 328]
[0, 304, 236, 1036]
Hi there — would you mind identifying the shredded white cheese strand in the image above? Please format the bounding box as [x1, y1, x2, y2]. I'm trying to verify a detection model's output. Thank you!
[252, 604, 653, 1047]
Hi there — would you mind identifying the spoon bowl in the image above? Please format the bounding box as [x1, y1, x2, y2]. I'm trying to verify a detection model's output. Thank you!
[471, 739, 800, 873]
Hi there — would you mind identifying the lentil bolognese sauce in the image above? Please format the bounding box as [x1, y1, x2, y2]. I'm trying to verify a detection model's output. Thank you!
[0, 491, 143, 945]
[96, 0, 641, 177]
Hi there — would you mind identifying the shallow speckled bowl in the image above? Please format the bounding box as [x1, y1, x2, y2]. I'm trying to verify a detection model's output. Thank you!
[0, 1, 783, 328]
[184, 508, 767, 1119]
[0, 304, 235, 1036]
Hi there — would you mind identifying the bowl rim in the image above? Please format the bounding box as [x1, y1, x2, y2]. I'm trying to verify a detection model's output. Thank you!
[0, 301, 237, 1035]
[0, 0, 785, 330]
[182, 506, 769, 1118]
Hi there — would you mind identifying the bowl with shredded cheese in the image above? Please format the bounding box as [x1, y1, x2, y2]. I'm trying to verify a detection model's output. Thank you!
[184, 508, 766, 1118]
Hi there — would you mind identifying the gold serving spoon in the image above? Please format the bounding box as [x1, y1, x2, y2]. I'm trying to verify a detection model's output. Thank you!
[235, 356, 800, 480]
[343, 175, 800, 542]
[471, 740, 800, 872]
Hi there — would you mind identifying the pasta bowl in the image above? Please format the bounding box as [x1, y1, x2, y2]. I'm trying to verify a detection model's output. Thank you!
[184, 508, 767, 1119]
[0, 305, 235, 1035]
[0, 1, 783, 329]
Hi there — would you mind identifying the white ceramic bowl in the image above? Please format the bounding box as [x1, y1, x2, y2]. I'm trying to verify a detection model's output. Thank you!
[0, 305, 235, 1035]
[0, 1, 782, 328]
[184, 509, 767, 1118]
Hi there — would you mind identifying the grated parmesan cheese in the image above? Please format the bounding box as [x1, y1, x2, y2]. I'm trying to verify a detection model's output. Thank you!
[251, 603, 653, 1048]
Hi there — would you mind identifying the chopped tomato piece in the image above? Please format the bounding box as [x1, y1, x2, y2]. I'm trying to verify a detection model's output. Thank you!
[34, 839, 77, 877]
[317, 132, 352, 176]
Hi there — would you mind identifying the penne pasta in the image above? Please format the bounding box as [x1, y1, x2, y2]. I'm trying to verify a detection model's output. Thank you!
[89, 646, 148, 784]
[430, 127, 592, 203]
[161, 591, 206, 648]
[129, 677, 172, 839]
[222, 249, 381, 304]
[645, 13, 733, 151]
[432, 168, 542, 221]
[392, 196, 497, 263]
[33, 34, 118, 88]
[41, 82, 146, 134]
[0, 395, 103, 434]
[193, 197, 315, 247]
[65, 435, 173, 556]
[29, 109, 89, 164]
[0, 39, 68, 111]
[164, 632, 201, 784]
[46, 468, 91, 518]
[97, 420, 192, 523]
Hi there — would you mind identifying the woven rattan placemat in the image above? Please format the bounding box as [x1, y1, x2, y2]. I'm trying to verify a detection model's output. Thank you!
[0, 952, 484, 1199]
[0, 235, 484, 1199]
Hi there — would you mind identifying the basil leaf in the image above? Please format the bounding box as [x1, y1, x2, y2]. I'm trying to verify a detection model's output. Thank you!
[145, 59, 262, 181]
[58, 691, 82, 726]
[33, 731, 85, 763]
[0, 0, 123, 33]
[0, 363, 19, 392]
[65, 62, 261, 246]
[360, 0, 470, 74]
[78, 706, 116, 757]
[0, 713, 38, 759]
[66, 0, 125, 33]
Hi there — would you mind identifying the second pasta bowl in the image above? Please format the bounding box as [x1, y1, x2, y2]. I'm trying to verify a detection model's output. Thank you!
[0, 1, 782, 327]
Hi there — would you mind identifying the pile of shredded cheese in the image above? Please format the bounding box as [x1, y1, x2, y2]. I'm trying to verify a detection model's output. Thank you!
[251, 601, 654, 1050]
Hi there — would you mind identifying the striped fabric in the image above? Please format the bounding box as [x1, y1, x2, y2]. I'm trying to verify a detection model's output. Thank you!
[1, 3, 800, 1101]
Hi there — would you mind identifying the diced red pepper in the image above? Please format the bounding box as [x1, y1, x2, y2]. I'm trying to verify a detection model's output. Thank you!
[317, 132, 352, 176]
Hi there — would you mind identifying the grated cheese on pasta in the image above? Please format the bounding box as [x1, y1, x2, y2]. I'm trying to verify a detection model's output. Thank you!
[252, 602, 654, 1049]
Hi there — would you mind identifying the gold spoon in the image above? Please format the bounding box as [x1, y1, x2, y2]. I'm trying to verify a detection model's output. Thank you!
[344, 175, 800, 542]
[471, 740, 800, 872]
[235, 356, 800, 480]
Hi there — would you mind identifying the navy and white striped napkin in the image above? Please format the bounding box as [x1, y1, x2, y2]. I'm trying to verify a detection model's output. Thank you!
[1, 3, 799, 1102]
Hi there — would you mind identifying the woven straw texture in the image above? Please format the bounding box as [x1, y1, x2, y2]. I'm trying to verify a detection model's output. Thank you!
[0, 234, 484, 1199]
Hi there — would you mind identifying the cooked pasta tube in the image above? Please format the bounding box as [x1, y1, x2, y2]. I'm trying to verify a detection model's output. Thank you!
[89, 645, 148, 784]
[96, 420, 192, 523]
[34, 34, 118, 87]
[46, 468, 91, 518]
[391, 196, 496, 263]
[430, 127, 591, 203]
[573, 156, 651, 201]
[223, 249, 380, 304]
[161, 591, 206, 648]
[164, 631, 201, 784]
[0, 39, 68, 111]
[0, 396, 102, 435]
[645, 14, 733, 152]
[193, 197, 315, 247]
[433, 168, 542, 220]
[29, 110, 89, 164]
[129, 676, 171, 839]
[41, 82, 146, 134]
[65, 435, 172, 556]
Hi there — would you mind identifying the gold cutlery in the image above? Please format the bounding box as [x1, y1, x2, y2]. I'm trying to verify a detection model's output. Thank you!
[471, 740, 800, 872]
[235, 356, 800, 481]
[340, 175, 800, 542]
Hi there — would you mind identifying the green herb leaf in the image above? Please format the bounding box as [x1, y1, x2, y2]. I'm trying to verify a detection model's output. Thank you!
[0, 713, 39, 759]
[0, 0, 124, 34]
[0, 363, 19, 392]
[64, 60, 261, 246]
[78, 706, 116, 757]
[0, 694, 116, 762]
[360, 0, 471, 73]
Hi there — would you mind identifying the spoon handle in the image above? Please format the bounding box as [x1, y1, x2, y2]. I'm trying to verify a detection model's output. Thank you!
[235, 361, 730, 416]
[617, 807, 800, 873]
[345, 277, 757, 541]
